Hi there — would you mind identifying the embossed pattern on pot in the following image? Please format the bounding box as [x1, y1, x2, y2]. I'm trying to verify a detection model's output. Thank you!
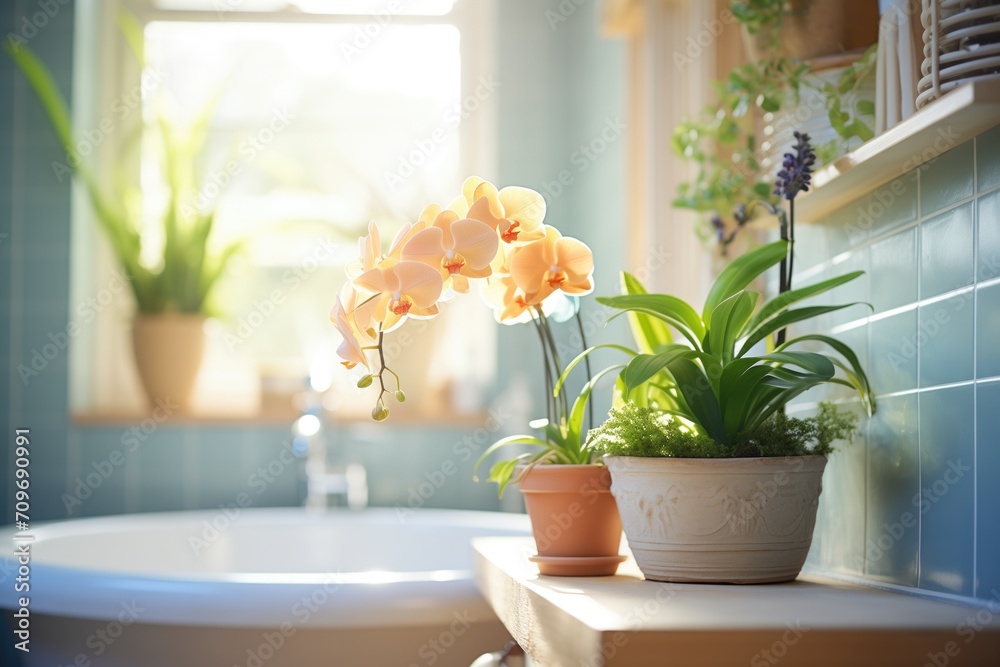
[605, 456, 827, 584]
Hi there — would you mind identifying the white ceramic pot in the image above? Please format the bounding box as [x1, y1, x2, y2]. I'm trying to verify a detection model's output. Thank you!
[604, 455, 827, 584]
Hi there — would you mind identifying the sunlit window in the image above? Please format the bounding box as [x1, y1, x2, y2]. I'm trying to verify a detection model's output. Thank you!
[78, 0, 495, 419]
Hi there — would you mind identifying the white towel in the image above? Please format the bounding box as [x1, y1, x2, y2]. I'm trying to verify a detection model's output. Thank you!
[876, 0, 922, 133]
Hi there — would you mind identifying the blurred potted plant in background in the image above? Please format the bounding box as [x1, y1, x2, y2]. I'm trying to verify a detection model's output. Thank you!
[586, 135, 876, 583]
[7, 14, 242, 411]
[334, 176, 625, 576]
[674, 0, 878, 250]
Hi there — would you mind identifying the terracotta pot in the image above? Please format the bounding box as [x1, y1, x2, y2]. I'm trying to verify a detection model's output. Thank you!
[132, 314, 205, 412]
[517, 464, 624, 576]
[743, 0, 879, 62]
[605, 455, 827, 584]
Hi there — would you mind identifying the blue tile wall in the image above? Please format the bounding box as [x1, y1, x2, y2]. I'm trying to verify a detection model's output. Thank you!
[800, 134, 1000, 604]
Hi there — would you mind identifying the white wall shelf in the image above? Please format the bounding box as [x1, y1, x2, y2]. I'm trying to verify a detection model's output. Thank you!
[797, 80, 1000, 222]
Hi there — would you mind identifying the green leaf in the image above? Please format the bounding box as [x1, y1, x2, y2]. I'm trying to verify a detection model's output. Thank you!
[597, 293, 706, 348]
[566, 364, 625, 456]
[666, 357, 725, 443]
[738, 303, 866, 357]
[621, 346, 697, 395]
[777, 334, 876, 415]
[758, 351, 836, 378]
[707, 291, 758, 364]
[554, 344, 636, 397]
[745, 271, 863, 337]
[620, 272, 673, 353]
[702, 240, 787, 321]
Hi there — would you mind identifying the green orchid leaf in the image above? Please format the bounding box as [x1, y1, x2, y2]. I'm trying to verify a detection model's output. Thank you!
[702, 240, 787, 321]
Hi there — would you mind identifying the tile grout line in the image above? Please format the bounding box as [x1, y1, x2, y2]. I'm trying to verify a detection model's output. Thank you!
[915, 155, 923, 590]
[972, 136, 979, 598]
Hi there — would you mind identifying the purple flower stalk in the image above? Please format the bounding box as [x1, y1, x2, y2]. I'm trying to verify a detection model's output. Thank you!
[773, 131, 816, 201]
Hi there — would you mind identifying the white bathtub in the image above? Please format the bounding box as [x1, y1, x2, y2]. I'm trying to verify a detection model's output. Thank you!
[0, 508, 530, 667]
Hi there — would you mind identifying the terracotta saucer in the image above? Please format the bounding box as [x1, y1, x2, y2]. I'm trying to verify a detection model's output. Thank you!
[528, 554, 627, 577]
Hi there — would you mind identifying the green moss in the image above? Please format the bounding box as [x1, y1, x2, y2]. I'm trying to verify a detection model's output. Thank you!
[592, 401, 857, 458]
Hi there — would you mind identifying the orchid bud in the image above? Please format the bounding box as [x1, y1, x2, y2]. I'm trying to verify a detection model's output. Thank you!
[394, 390, 406, 403]
[357, 374, 373, 388]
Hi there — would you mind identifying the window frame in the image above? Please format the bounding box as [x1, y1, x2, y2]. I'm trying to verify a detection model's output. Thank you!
[68, 0, 498, 421]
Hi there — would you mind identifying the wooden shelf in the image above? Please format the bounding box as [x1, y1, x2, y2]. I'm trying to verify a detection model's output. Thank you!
[474, 537, 1000, 667]
[797, 80, 1000, 222]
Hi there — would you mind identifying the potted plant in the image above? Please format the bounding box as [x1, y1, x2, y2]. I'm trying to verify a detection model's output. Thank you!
[585, 134, 876, 583]
[675, 1, 879, 247]
[335, 176, 625, 576]
[8, 15, 240, 411]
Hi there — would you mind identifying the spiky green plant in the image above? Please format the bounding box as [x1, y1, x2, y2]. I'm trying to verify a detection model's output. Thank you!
[565, 239, 874, 451]
[6, 13, 240, 314]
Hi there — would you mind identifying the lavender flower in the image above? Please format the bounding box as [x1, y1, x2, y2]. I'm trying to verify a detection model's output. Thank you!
[773, 131, 816, 201]
[710, 214, 725, 243]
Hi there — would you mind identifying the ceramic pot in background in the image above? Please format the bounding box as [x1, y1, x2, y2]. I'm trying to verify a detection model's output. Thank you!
[517, 464, 625, 577]
[605, 455, 827, 584]
[132, 314, 205, 412]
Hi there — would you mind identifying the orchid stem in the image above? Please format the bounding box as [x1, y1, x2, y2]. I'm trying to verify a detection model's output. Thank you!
[574, 311, 593, 432]
[531, 311, 555, 427]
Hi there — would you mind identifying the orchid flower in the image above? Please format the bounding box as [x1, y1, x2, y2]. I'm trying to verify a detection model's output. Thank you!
[330, 284, 376, 370]
[401, 209, 499, 293]
[458, 176, 546, 245]
[353, 260, 444, 333]
[510, 226, 594, 303]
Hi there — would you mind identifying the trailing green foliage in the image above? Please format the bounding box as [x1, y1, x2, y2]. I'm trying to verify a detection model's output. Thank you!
[674, 0, 878, 241]
[593, 401, 857, 459]
[586, 239, 875, 454]
[6, 15, 241, 314]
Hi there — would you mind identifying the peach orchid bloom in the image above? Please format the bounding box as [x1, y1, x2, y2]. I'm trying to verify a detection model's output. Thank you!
[353, 260, 444, 333]
[510, 226, 594, 303]
[480, 273, 539, 323]
[401, 209, 499, 293]
[459, 176, 546, 245]
[331, 284, 376, 370]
